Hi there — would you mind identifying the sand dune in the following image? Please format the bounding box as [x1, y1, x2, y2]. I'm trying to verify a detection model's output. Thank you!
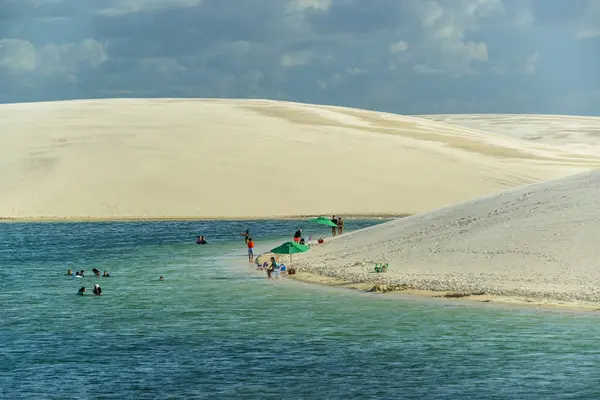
[1, 98, 600, 219]
[421, 114, 600, 157]
[296, 168, 600, 305]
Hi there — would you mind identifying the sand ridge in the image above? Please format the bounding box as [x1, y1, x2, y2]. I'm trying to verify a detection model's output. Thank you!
[295, 168, 600, 305]
[2, 98, 600, 219]
[421, 114, 600, 157]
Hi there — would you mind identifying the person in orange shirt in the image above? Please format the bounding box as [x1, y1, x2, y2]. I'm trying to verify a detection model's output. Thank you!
[247, 237, 255, 263]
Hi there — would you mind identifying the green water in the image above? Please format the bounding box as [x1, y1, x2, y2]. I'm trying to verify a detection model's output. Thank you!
[1, 220, 600, 399]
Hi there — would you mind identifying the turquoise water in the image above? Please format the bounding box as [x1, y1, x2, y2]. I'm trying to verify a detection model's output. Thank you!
[2, 220, 600, 399]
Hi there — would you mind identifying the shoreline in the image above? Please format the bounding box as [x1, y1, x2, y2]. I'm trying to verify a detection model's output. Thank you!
[0, 213, 407, 223]
[286, 271, 600, 312]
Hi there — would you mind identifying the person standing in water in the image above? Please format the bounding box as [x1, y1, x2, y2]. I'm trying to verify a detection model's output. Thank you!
[331, 215, 338, 237]
[337, 216, 344, 235]
[247, 237, 255, 263]
[241, 229, 250, 244]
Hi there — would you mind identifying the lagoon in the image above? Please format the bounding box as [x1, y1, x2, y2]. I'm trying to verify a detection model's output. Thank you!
[1, 220, 599, 399]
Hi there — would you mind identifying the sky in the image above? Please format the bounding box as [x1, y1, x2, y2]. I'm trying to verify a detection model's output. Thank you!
[0, 0, 599, 115]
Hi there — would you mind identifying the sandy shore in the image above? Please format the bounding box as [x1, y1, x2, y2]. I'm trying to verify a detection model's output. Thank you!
[2, 98, 600, 220]
[294, 168, 600, 309]
[287, 271, 600, 311]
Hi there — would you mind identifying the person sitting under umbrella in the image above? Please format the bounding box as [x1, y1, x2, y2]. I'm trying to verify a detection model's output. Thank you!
[267, 257, 278, 279]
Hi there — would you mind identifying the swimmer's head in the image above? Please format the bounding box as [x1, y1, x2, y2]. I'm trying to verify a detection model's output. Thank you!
[159, 276, 164, 281]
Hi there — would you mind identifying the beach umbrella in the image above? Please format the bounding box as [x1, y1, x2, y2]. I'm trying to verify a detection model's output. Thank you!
[270, 241, 310, 267]
[307, 216, 338, 227]
[307, 216, 338, 238]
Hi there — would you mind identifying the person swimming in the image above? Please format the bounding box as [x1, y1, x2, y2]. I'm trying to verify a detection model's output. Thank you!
[75, 271, 82, 278]
[103, 271, 111, 277]
[196, 235, 207, 244]
[67, 269, 73, 276]
[159, 276, 164, 281]
[92, 268, 100, 276]
[93, 284, 102, 296]
[78, 287, 86, 295]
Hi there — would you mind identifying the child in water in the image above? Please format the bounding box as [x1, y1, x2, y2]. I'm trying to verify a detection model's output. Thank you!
[78, 287, 86, 295]
[247, 238, 255, 263]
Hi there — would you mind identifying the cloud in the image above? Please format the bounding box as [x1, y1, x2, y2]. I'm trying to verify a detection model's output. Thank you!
[522, 52, 538, 74]
[98, 0, 204, 16]
[389, 41, 408, 54]
[0, 38, 107, 75]
[0, 0, 599, 115]
[281, 51, 313, 67]
[575, 0, 600, 39]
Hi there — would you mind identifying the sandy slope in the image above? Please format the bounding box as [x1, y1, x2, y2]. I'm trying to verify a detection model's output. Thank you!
[421, 114, 600, 157]
[296, 168, 600, 305]
[1, 98, 599, 219]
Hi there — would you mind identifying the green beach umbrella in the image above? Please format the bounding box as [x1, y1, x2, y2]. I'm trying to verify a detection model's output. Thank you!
[270, 241, 310, 267]
[307, 216, 338, 239]
[307, 216, 338, 227]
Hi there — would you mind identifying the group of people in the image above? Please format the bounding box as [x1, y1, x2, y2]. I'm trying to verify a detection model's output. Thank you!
[194, 221, 348, 280]
[78, 284, 102, 296]
[241, 229, 256, 263]
[68, 268, 111, 278]
[68, 268, 110, 296]
[196, 236, 207, 244]
[331, 215, 345, 236]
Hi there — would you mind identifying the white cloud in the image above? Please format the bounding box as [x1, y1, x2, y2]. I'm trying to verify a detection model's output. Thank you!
[575, 0, 600, 39]
[522, 52, 538, 75]
[137, 58, 186, 74]
[0, 39, 37, 73]
[0, 38, 107, 75]
[281, 51, 313, 67]
[389, 40, 408, 54]
[412, 64, 444, 75]
[409, 0, 502, 74]
[98, 0, 203, 16]
[287, 0, 331, 12]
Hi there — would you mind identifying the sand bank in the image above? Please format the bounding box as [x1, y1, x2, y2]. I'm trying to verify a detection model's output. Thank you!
[294, 168, 600, 308]
[287, 271, 600, 311]
[2, 98, 600, 220]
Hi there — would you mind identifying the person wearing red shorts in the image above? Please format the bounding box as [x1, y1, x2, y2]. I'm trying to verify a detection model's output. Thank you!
[293, 229, 302, 243]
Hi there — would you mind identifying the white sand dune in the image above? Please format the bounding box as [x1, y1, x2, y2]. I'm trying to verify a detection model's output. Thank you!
[421, 114, 600, 157]
[296, 168, 600, 304]
[2, 98, 600, 220]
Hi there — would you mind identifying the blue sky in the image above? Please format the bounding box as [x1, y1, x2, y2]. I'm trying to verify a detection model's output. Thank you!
[0, 0, 599, 115]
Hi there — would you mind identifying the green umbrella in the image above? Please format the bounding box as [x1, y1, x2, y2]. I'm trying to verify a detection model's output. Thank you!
[308, 216, 338, 240]
[307, 216, 338, 227]
[270, 241, 310, 267]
